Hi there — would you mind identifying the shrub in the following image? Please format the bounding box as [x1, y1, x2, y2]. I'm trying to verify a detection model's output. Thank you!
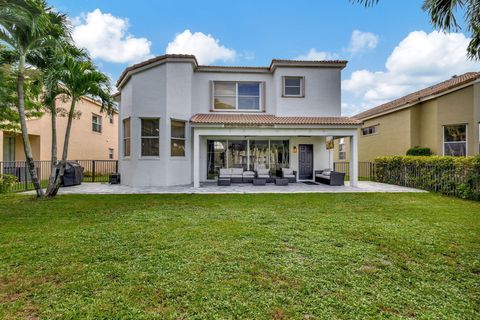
[406, 146, 432, 156]
[374, 155, 480, 200]
[0, 174, 18, 194]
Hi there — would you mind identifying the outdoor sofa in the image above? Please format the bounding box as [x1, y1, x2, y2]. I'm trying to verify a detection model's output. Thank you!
[314, 169, 345, 186]
[219, 168, 255, 183]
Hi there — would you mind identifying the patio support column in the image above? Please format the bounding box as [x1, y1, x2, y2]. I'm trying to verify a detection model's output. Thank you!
[193, 130, 200, 188]
[349, 134, 358, 187]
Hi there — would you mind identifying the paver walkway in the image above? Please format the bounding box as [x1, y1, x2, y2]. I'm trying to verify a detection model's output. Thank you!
[27, 181, 425, 194]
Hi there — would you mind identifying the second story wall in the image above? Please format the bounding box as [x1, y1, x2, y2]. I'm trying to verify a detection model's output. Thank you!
[273, 67, 341, 117]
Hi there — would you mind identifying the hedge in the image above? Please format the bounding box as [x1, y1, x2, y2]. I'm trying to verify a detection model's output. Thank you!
[374, 155, 480, 200]
[406, 146, 432, 156]
[0, 174, 18, 194]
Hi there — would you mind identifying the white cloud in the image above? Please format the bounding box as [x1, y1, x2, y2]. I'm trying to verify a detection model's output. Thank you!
[166, 30, 236, 65]
[295, 48, 337, 60]
[72, 9, 152, 64]
[347, 30, 378, 55]
[343, 30, 479, 113]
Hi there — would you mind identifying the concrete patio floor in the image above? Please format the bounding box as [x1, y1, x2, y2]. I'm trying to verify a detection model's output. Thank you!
[29, 181, 426, 195]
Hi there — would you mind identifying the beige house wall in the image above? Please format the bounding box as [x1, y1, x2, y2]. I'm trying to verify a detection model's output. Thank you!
[333, 83, 479, 163]
[1, 97, 118, 162]
[435, 86, 475, 155]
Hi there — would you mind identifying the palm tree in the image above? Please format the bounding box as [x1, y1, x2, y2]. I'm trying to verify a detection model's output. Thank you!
[34, 44, 87, 196]
[351, 0, 480, 60]
[46, 55, 113, 196]
[0, 0, 69, 197]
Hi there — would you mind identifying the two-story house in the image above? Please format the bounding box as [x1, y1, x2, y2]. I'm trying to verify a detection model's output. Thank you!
[333, 72, 480, 163]
[115, 54, 361, 188]
[1, 96, 118, 162]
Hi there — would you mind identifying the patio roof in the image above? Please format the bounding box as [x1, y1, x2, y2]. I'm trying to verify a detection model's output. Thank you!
[190, 114, 362, 127]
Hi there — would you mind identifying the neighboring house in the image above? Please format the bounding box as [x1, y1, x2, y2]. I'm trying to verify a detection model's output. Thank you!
[115, 54, 362, 188]
[334, 72, 480, 162]
[0, 96, 118, 162]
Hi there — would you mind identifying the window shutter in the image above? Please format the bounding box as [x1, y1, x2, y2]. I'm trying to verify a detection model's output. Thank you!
[302, 76, 305, 97]
[209, 80, 214, 111]
[262, 81, 266, 112]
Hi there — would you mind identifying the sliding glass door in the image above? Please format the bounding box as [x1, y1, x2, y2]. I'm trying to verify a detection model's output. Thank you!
[207, 138, 290, 179]
[227, 140, 248, 169]
[249, 140, 269, 170]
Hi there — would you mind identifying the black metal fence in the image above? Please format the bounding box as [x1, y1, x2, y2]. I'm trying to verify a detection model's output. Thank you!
[375, 163, 480, 200]
[333, 162, 376, 181]
[334, 161, 480, 200]
[0, 160, 118, 193]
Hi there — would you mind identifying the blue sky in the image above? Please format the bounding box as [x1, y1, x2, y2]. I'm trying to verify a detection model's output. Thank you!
[50, 0, 478, 115]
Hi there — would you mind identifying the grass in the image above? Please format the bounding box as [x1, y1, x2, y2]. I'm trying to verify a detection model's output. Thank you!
[0, 193, 479, 319]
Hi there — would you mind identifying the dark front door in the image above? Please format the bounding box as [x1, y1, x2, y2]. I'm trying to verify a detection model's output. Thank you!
[298, 144, 313, 180]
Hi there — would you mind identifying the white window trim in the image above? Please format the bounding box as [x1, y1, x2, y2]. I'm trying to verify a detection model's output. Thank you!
[212, 81, 263, 112]
[140, 118, 160, 158]
[108, 148, 114, 159]
[282, 76, 305, 98]
[442, 124, 467, 156]
[170, 119, 186, 157]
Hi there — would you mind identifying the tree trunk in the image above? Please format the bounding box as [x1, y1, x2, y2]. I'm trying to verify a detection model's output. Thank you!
[45, 100, 58, 196]
[16, 54, 44, 198]
[48, 97, 76, 196]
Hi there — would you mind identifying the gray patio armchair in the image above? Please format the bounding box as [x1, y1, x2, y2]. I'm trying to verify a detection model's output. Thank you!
[255, 168, 273, 183]
[314, 169, 345, 186]
[280, 168, 297, 183]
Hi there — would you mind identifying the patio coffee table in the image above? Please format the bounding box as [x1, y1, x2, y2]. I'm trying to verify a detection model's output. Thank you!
[218, 178, 231, 186]
[253, 178, 266, 186]
[275, 178, 289, 186]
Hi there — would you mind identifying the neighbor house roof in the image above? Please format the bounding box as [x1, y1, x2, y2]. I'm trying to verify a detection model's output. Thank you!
[116, 54, 348, 88]
[354, 72, 480, 120]
[190, 113, 361, 126]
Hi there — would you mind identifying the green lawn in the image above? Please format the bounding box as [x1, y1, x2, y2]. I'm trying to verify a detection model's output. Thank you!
[0, 193, 479, 319]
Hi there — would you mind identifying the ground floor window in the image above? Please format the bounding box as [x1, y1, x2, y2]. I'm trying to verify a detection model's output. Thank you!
[171, 120, 186, 157]
[207, 139, 289, 179]
[444, 124, 466, 156]
[141, 118, 160, 156]
[108, 148, 114, 159]
[2, 136, 15, 162]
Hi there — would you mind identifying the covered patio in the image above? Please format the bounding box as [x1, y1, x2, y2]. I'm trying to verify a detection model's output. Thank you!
[191, 114, 361, 188]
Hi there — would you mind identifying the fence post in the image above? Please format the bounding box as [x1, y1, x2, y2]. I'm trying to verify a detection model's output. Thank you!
[24, 163, 28, 190]
[92, 160, 96, 182]
[115, 160, 118, 173]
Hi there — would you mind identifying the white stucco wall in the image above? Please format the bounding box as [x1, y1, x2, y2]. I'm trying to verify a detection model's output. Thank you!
[273, 68, 341, 116]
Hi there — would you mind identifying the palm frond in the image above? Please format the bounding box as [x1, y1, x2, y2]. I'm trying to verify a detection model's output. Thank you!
[349, 0, 380, 7]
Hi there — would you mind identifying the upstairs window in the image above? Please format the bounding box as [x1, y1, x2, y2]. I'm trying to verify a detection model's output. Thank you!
[92, 114, 102, 133]
[283, 76, 304, 97]
[108, 113, 114, 124]
[141, 118, 160, 157]
[444, 124, 466, 156]
[171, 120, 186, 157]
[361, 125, 378, 136]
[213, 81, 261, 111]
